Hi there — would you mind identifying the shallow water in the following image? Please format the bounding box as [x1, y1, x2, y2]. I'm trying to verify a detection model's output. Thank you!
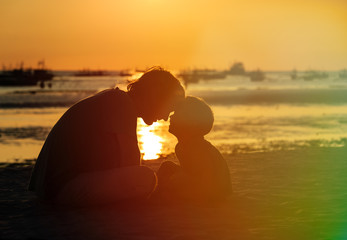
[1, 71, 346, 239]
[1, 71, 347, 162]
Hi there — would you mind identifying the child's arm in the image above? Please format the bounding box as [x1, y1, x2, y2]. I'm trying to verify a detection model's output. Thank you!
[157, 161, 181, 189]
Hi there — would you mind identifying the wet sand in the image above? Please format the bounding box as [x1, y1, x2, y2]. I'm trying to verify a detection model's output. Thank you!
[1, 148, 347, 240]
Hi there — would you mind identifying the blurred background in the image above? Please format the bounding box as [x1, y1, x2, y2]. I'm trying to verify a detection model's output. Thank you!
[1, 0, 346, 70]
[1, 2, 347, 239]
[1, 0, 347, 162]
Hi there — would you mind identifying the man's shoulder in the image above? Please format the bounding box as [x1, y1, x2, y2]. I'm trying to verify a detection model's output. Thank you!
[110, 88, 134, 108]
[92, 88, 134, 113]
[94, 87, 127, 100]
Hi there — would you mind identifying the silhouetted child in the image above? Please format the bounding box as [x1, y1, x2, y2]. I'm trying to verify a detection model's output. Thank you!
[156, 96, 232, 204]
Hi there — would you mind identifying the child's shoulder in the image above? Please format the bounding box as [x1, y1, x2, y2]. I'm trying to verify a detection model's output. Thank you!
[176, 138, 209, 149]
[176, 138, 221, 158]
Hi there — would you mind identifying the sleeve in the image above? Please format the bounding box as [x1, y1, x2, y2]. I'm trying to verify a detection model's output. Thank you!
[105, 90, 137, 137]
[100, 90, 140, 167]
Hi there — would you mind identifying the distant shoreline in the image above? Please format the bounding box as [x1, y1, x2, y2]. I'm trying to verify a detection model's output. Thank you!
[1, 88, 347, 109]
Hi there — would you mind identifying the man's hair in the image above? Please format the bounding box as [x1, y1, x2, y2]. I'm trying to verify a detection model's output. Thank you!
[178, 96, 214, 136]
[127, 66, 185, 102]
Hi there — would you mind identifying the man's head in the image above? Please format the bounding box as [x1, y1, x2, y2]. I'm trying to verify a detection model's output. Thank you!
[169, 96, 214, 139]
[127, 67, 185, 125]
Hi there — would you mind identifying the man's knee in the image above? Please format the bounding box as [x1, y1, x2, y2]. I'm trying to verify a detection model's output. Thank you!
[136, 166, 157, 194]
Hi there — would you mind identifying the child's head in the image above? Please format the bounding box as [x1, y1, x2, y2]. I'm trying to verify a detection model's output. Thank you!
[169, 96, 214, 139]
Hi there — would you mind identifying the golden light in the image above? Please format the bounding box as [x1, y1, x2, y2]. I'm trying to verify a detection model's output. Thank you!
[137, 118, 164, 160]
[1, 0, 346, 70]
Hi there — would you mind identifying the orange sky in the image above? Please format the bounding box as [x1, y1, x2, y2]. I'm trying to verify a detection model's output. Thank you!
[1, 0, 346, 70]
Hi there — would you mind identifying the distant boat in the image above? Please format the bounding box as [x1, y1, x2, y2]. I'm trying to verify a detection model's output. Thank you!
[74, 69, 110, 76]
[339, 69, 347, 79]
[198, 69, 227, 80]
[227, 62, 246, 75]
[248, 69, 265, 82]
[302, 71, 328, 81]
[178, 69, 227, 87]
[0, 61, 54, 86]
[177, 70, 201, 87]
[290, 69, 298, 80]
[118, 70, 133, 77]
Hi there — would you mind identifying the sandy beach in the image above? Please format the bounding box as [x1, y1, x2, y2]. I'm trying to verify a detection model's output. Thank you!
[1, 71, 347, 239]
[1, 147, 346, 240]
[2, 0, 347, 238]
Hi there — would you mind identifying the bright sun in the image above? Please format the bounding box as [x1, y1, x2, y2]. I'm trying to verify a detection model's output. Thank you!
[137, 118, 164, 160]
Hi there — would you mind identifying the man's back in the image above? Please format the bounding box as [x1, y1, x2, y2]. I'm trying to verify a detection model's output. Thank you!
[28, 88, 138, 199]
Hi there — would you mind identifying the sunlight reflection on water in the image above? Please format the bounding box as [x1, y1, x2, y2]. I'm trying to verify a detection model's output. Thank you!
[137, 119, 165, 160]
[1, 103, 347, 162]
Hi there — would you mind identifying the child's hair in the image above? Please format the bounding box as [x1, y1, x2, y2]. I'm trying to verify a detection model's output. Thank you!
[127, 66, 185, 101]
[178, 96, 214, 136]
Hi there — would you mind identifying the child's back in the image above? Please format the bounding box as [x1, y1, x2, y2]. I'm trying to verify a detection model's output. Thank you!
[175, 138, 232, 200]
[156, 96, 232, 203]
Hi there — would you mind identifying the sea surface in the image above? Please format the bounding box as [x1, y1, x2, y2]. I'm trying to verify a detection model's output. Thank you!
[1, 70, 347, 240]
[1, 70, 347, 162]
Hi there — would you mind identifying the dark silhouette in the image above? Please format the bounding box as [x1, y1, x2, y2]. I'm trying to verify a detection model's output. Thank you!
[227, 62, 246, 75]
[28, 67, 185, 206]
[248, 69, 266, 82]
[290, 69, 298, 80]
[156, 96, 232, 204]
[178, 69, 227, 88]
[74, 69, 110, 76]
[302, 70, 328, 81]
[0, 60, 54, 86]
[339, 69, 347, 79]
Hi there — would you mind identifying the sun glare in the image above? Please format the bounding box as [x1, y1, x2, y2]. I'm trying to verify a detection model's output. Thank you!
[137, 118, 164, 160]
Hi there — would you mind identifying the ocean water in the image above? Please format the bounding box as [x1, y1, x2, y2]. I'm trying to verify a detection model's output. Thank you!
[1, 70, 347, 240]
[1, 71, 347, 162]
